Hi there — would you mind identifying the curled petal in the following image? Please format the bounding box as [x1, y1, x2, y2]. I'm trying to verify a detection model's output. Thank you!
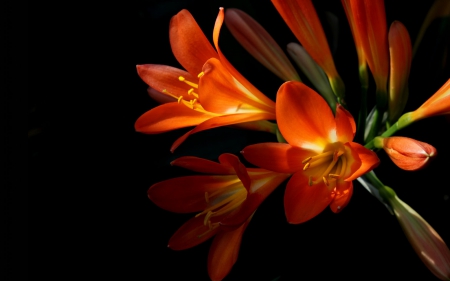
[284, 172, 335, 224]
[169, 9, 219, 75]
[218, 154, 251, 190]
[335, 104, 356, 143]
[345, 142, 380, 181]
[242, 143, 312, 173]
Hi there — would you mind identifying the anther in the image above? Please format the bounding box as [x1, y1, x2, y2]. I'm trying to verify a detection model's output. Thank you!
[329, 174, 340, 179]
[177, 96, 183, 103]
[308, 176, 313, 186]
[188, 88, 194, 95]
[204, 211, 214, 226]
[178, 76, 198, 88]
[197, 72, 204, 78]
[322, 176, 329, 186]
[303, 162, 310, 171]
[302, 157, 312, 164]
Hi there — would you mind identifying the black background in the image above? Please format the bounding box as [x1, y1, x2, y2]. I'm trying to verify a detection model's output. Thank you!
[27, 0, 449, 280]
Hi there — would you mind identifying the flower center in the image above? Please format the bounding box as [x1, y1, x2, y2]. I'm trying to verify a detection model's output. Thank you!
[195, 180, 247, 237]
[302, 144, 347, 187]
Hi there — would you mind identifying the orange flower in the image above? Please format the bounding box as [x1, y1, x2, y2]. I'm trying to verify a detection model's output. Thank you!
[135, 9, 276, 151]
[374, 136, 437, 171]
[148, 153, 289, 281]
[242, 81, 379, 224]
[412, 78, 450, 121]
[271, 0, 345, 100]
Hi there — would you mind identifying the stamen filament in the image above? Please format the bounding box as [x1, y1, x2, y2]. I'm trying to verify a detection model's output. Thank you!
[178, 76, 199, 88]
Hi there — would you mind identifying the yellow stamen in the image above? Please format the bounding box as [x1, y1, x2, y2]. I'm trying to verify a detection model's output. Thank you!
[329, 174, 340, 179]
[308, 176, 313, 186]
[204, 211, 214, 226]
[197, 72, 204, 78]
[188, 88, 194, 95]
[302, 157, 312, 164]
[177, 96, 183, 103]
[322, 176, 329, 186]
[178, 76, 198, 88]
[204, 192, 209, 204]
[303, 162, 310, 170]
[197, 222, 219, 238]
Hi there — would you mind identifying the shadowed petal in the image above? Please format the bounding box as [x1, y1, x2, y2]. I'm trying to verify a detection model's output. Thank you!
[284, 172, 335, 224]
[137, 64, 197, 99]
[242, 143, 312, 173]
[171, 156, 234, 175]
[208, 221, 249, 281]
[170, 9, 220, 75]
[148, 175, 240, 213]
[168, 215, 220, 250]
[345, 142, 379, 181]
[218, 154, 251, 189]
[277, 81, 336, 150]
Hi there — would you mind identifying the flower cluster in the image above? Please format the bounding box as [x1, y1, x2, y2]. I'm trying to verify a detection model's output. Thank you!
[136, 1, 450, 280]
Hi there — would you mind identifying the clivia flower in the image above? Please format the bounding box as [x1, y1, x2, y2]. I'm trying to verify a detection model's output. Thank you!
[135, 8, 276, 152]
[148, 153, 289, 281]
[374, 136, 437, 171]
[242, 81, 379, 224]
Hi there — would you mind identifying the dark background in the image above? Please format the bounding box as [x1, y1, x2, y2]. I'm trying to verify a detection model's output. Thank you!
[27, 0, 449, 280]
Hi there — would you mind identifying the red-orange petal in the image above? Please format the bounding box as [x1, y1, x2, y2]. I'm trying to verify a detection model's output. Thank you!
[220, 171, 289, 227]
[170, 112, 276, 152]
[218, 154, 251, 190]
[277, 81, 336, 150]
[345, 142, 380, 181]
[136, 64, 197, 100]
[134, 103, 215, 134]
[148, 175, 240, 213]
[208, 222, 249, 281]
[169, 9, 219, 76]
[329, 181, 353, 213]
[168, 215, 220, 251]
[335, 104, 356, 143]
[199, 58, 275, 114]
[171, 156, 234, 175]
[242, 143, 312, 173]
[284, 172, 335, 224]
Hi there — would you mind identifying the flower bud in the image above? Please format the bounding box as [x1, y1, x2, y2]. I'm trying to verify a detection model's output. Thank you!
[374, 136, 437, 171]
[385, 190, 450, 280]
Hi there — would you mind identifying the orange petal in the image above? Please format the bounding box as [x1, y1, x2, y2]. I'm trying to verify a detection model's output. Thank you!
[335, 104, 356, 143]
[242, 143, 312, 173]
[199, 58, 275, 114]
[414, 78, 450, 120]
[212, 8, 276, 109]
[329, 181, 353, 213]
[276, 81, 336, 151]
[170, 112, 276, 152]
[148, 175, 239, 213]
[168, 215, 220, 251]
[284, 172, 335, 224]
[147, 87, 179, 104]
[208, 222, 249, 281]
[169, 9, 219, 75]
[271, 0, 339, 80]
[136, 64, 197, 100]
[134, 103, 215, 134]
[345, 142, 380, 181]
[171, 156, 234, 175]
